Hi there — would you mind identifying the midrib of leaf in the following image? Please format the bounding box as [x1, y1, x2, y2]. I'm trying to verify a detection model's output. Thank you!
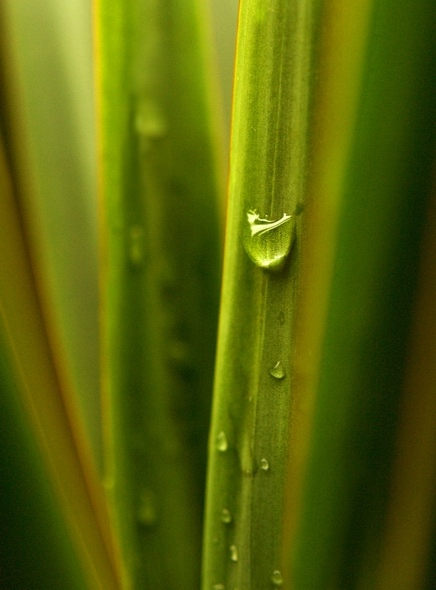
[202, 1, 320, 589]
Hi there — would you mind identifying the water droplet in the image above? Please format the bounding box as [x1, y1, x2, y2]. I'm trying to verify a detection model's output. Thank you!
[220, 508, 232, 524]
[128, 225, 145, 267]
[216, 431, 228, 452]
[243, 209, 295, 270]
[134, 97, 167, 151]
[137, 488, 157, 527]
[260, 458, 269, 471]
[271, 570, 283, 586]
[229, 544, 238, 562]
[269, 361, 286, 380]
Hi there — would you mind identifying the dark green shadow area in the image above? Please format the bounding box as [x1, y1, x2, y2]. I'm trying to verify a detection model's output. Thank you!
[0, 332, 86, 590]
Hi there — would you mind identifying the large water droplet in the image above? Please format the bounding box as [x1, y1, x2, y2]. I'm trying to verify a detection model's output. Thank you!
[216, 431, 228, 452]
[128, 225, 145, 268]
[137, 488, 157, 527]
[220, 508, 232, 524]
[260, 458, 270, 471]
[229, 544, 238, 562]
[243, 209, 295, 270]
[271, 570, 283, 586]
[269, 361, 286, 380]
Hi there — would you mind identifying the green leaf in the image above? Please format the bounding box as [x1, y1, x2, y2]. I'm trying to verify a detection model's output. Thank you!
[202, 0, 321, 588]
[0, 135, 121, 589]
[288, 0, 436, 587]
[97, 0, 223, 588]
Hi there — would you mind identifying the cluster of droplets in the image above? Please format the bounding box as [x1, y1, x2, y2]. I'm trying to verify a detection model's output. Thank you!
[214, 213, 296, 583]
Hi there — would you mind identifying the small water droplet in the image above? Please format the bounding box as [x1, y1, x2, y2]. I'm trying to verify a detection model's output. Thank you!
[220, 508, 232, 524]
[216, 431, 228, 452]
[134, 98, 167, 151]
[269, 361, 286, 380]
[260, 458, 269, 471]
[137, 488, 157, 527]
[243, 209, 295, 270]
[229, 544, 238, 562]
[213, 584, 225, 590]
[128, 225, 145, 267]
[271, 570, 283, 586]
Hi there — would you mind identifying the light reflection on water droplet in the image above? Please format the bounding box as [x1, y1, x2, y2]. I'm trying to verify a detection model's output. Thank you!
[260, 458, 269, 471]
[272, 570, 283, 586]
[221, 508, 232, 524]
[243, 209, 295, 270]
[216, 431, 228, 452]
[229, 544, 238, 562]
[269, 361, 286, 380]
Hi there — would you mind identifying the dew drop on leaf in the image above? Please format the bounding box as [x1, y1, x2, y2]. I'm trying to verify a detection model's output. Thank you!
[216, 431, 228, 452]
[128, 225, 145, 268]
[271, 570, 283, 586]
[243, 209, 295, 270]
[134, 97, 167, 152]
[137, 488, 157, 527]
[220, 508, 232, 524]
[260, 458, 269, 471]
[269, 361, 286, 380]
[229, 544, 238, 562]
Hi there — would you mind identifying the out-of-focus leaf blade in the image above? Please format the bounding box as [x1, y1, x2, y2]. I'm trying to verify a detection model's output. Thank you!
[0, 134, 122, 590]
[289, 1, 436, 587]
[97, 0, 223, 588]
